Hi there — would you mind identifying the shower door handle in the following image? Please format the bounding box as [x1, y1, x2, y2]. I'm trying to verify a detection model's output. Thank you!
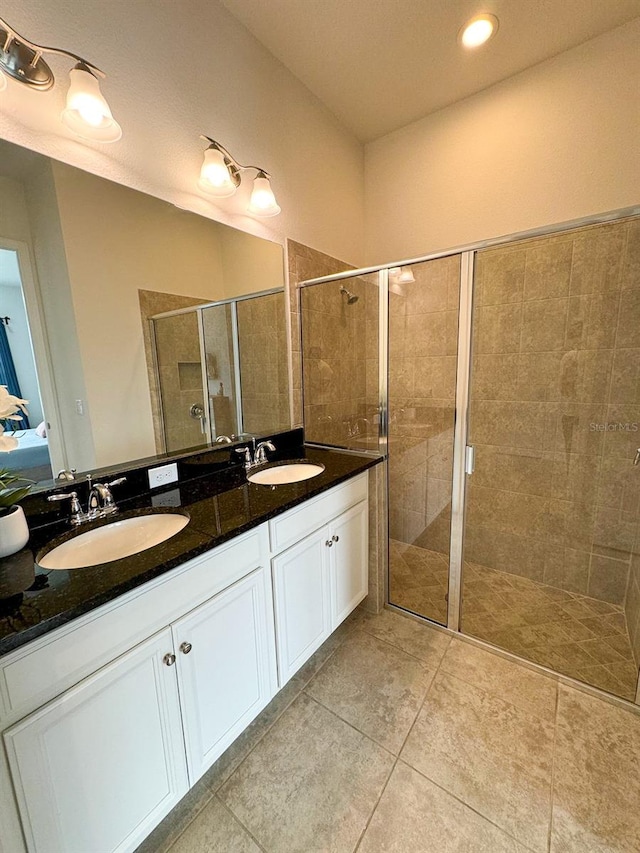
[634, 448, 640, 467]
[465, 445, 475, 475]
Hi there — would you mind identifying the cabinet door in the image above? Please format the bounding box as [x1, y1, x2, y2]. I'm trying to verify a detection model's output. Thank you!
[330, 500, 369, 627]
[4, 629, 188, 853]
[271, 527, 332, 685]
[172, 568, 276, 783]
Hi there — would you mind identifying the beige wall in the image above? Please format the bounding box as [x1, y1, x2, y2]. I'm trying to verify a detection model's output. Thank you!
[52, 162, 235, 466]
[0, 168, 96, 473]
[0, 0, 364, 266]
[364, 20, 640, 264]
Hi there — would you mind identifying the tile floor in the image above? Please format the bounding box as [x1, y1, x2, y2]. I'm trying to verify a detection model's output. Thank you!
[389, 539, 639, 701]
[137, 607, 640, 853]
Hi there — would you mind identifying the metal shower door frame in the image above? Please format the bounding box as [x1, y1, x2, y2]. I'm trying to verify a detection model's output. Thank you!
[447, 251, 474, 631]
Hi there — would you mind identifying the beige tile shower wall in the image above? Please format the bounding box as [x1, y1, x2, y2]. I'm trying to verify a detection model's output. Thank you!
[238, 294, 290, 435]
[388, 256, 460, 554]
[153, 311, 206, 453]
[287, 240, 355, 426]
[301, 276, 378, 450]
[287, 239, 385, 613]
[139, 290, 209, 454]
[466, 217, 640, 605]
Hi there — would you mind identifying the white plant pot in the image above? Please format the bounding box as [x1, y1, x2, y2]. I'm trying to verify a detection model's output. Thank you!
[0, 504, 30, 558]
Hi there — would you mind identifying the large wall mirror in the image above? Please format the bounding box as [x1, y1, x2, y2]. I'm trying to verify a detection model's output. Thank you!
[0, 138, 289, 485]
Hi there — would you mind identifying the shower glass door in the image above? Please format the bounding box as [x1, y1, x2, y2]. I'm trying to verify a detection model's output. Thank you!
[201, 304, 239, 440]
[461, 217, 640, 702]
[387, 257, 461, 625]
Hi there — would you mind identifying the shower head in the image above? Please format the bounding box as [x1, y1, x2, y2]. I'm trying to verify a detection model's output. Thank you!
[340, 285, 359, 304]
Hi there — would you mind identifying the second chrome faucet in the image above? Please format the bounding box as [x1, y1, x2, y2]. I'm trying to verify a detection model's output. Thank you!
[234, 440, 276, 471]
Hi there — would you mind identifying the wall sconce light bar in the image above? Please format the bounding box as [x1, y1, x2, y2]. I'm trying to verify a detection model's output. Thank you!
[0, 15, 121, 142]
[199, 136, 281, 217]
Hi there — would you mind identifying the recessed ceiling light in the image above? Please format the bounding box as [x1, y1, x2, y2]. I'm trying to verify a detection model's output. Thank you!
[460, 13, 499, 49]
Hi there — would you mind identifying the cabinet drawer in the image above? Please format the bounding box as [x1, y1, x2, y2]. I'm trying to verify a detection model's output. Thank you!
[269, 473, 367, 554]
[0, 528, 264, 725]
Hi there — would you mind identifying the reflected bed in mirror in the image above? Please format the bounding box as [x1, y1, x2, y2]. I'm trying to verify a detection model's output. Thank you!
[0, 137, 290, 483]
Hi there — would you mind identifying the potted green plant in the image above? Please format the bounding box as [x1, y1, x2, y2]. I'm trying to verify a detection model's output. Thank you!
[0, 386, 32, 558]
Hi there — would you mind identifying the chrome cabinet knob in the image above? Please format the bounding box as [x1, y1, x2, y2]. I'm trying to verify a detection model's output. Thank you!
[163, 653, 176, 666]
[325, 539, 333, 547]
[332, 534, 339, 543]
[180, 642, 192, 654]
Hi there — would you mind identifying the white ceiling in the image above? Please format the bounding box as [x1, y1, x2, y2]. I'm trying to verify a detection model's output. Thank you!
[220, 0, 640, 141]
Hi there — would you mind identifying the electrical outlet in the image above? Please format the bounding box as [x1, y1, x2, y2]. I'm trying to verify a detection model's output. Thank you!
[148, 462, 178, 489]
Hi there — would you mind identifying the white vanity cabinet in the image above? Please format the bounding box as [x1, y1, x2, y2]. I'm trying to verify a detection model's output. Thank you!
[172, 567, 275, 782]
[4, 629, 189, 853]
[0, 529, 277, 853]
[270, 474, 368, 685]
[0, 469, 371, 853]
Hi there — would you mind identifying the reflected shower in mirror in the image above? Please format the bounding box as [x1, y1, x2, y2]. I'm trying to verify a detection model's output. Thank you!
[0, 137, 288, 482]
[150, 290, 290, 455]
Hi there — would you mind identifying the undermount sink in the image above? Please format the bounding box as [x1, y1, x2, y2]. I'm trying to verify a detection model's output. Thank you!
[37, 513, 190, 570]
[247, 462, 325, 486]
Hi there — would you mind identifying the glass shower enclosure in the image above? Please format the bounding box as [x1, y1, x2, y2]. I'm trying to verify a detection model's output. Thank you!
[150, 289, 289, 454]
[300, 211, 640, 705]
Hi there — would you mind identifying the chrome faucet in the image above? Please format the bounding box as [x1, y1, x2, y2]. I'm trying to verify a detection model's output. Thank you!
[234, 440, 276, 470]
[48, 475, 127, 525]
[88, 477, 126, 517]
[255, 440, 276, 465]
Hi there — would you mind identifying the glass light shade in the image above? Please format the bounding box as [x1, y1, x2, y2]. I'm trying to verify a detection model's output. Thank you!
[396, 266, 415, 283]
[389, 266, 415, 284]
[247, 174, 281, 217]
[198, 147, 237, 197]
[61, 66, 122, 142]
[0, 70, 6, 92]
[460, 14, 498, 48]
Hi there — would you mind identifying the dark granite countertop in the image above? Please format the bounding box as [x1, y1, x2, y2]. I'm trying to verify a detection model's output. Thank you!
[0, 445, 381, 657]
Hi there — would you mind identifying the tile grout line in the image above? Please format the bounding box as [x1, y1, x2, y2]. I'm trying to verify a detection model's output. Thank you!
[398, 645, 550, 853]
[214, 794, 269, 853]
[300, 691, 397, 760]
[351, 636, 452, 852]
[547, 682, 561, 853]
[161, 788, 218, 853]
[358, 622, 452, 666]
[400, 756, 540, 853]
[162, 617, 362, 852]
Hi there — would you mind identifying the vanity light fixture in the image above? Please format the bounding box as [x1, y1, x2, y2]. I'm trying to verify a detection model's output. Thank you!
[0, 15, 122, 142]
[199, 136, 281, 217]
[459, 13, 499, 49]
